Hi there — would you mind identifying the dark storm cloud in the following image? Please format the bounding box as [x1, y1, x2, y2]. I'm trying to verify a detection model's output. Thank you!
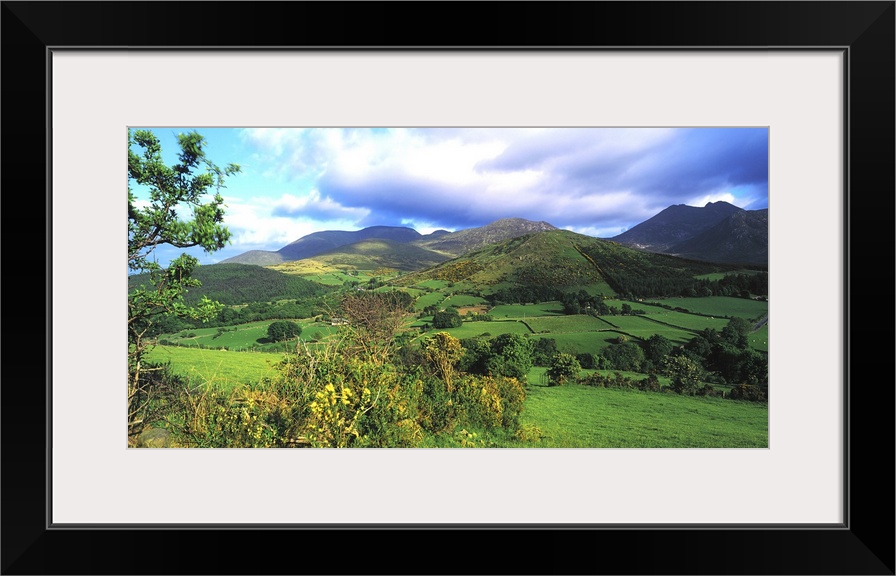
[249, 127, 769, 237]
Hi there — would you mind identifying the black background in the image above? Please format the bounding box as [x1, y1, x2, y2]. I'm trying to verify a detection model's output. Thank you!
[2, 2, 893, 574]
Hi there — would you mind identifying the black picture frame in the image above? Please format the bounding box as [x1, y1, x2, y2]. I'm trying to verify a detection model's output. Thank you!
[2, 2, 892, 574]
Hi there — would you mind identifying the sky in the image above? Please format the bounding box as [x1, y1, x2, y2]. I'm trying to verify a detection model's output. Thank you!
[128, 127, 769, 267]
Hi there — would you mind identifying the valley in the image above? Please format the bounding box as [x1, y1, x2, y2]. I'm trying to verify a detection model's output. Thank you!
[134, 220, 769, 448]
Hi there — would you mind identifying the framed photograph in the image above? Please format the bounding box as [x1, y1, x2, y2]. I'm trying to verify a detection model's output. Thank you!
[4, 1, 892, 574]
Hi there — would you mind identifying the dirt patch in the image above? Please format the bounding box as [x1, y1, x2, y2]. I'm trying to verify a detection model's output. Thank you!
[456, 305, 490, 316]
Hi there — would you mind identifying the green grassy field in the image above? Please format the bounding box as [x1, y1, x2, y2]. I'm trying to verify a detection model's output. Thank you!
[161, 319, 339, 351]
[596, 316, 696, 344]
[604, 300, 669, 312]
[509, 384, 768, 447]
[163, 320, 288, 349]
[431, 320, 532, 339]
[413, 291, 448, 310]
[649, 296, 768, 320]
[145, 346, 287, 391]
[641, 312, 731, 332]
[530, 332, 623, 355]
[526, 315, 612, 334]
[442, 294, 489, 307]
[748, 324, 769, 352]
[488, 302, 566, 318]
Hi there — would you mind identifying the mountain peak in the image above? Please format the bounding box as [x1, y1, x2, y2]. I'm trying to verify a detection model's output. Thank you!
[612, 201, 743, 252]
[411, 218, 556, 257]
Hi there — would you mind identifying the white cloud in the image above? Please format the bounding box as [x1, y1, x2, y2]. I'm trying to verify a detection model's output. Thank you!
[686, 191, 737, 207]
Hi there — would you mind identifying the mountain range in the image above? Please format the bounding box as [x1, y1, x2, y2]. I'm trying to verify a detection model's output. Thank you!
[218, 202, 767, 271]
[221, 218, 558, 267]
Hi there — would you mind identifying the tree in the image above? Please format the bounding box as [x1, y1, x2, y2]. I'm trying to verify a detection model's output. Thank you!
[600, 340, 646, 372]
[532, 337, 558, 366]
[643, 334, 673, 364]
[128, 129, 240, 440]
[547, 353, 581, 386]
[662, 355, 703, 395]
[721, 317, 751, 348]
[485, 333, 534, 380]
[267, 320, 302, 342]
[339, 290, 410, 364]
[432, 308, 462, 329]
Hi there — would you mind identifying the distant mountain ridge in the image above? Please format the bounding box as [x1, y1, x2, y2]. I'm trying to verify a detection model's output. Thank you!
[220, 225, 426, 265]
[220, 219, 557, 266]
[612, 201, 743, 252]
[268, 238, 452, 275]
[612, 201, 767, 265]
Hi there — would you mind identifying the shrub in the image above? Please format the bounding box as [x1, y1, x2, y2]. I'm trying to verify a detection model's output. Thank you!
[638, 373, 662, 392]
[267, 320, 301, 342]
[514, 424, 544, 443]
[547, 353, 581, 386]
[728, 383, 767, 402]
[432, 308, 462, 329]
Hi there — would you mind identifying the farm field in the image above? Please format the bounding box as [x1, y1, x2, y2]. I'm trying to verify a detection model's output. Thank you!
[432, 320, 532, 339]
[442, 294, 489, 307]
[413, 291, 448, 310]
[146, 346, 287, 391]
[749, 324, 769, 352]
[160, 319, 337, 351]
[647, 296, 768, 320]
[526, 315, 612, 334]
[596, 315, 696, 343]
[489, 302, 566, 318]
[641, 312, 731, 332]
[530, 332, 624, 355]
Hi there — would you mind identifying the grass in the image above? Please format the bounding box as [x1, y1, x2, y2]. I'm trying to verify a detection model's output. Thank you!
[641, 312, 731, 332]
[414, 291, 448, 310]
[604, 299, 670, 312]
[508, 383, 768, 448]
[422, 320, 532, 340]
[530, 332, 624, 355]
[443, 294, 489, 307]
[488, 302, 567, 318]
[145, 346, 287, 391]
[525, 315, 612, 334]
[649, 296, 768, 320]
[597, 316, 696, 344]
[748, 324, 769, 352]
[161, 319, 340, 353]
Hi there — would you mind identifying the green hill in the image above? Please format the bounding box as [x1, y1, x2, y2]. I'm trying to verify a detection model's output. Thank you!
[411, 217, 557, 256]
[128, 263, 333, 305]
[267, 238, 451, 275]
[397, 229, 750, 301]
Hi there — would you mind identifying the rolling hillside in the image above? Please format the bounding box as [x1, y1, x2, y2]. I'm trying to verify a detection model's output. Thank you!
[220, 225, 424, 265]
[398, 229, 746, 300]
[128, 263, 333, 305]
[267, 238, 451, 275]
[411, 218, 558, 256]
